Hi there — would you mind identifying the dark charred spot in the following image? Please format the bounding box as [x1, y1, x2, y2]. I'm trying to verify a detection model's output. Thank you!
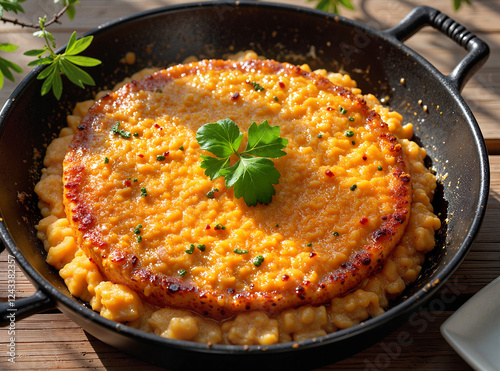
[131, 255, 138, 265]
[395, 213, 406, 224]
[296, 286, 306, 300]
[227, 288, 235, 294]
[400, 173, 411, 183]
[231, 92, 240, 101]
[246, 306, 251, 310]
[77, 125, 86, 131]
[363, 155, 367, 161]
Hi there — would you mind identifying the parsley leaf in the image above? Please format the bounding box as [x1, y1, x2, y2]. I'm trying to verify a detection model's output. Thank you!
[196, 118, 288, 207]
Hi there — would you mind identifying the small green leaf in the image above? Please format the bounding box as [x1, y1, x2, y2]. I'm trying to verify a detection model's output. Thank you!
[196, 118, 243, 158]
[52, 65, 63, 99]
[220, 156, 281, 206]
[65, 55, 101, 67]
[37, 62, 57, 80]
[243, 120, 288, 158]
[0, 0, 25, 16]
[0, 43, 18, 52]
[65, 34, 94, 56]
[60, 58, 95, 88]
[27, 56, 54, 67]
[200, 155, 230, 181]
[24, 48, 47, 57]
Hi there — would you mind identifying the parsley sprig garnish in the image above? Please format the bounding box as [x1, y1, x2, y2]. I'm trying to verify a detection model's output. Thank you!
[196, 118, 288, 207]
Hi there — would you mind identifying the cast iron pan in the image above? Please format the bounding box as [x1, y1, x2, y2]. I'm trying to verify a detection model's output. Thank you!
[0, 2, 490, 370]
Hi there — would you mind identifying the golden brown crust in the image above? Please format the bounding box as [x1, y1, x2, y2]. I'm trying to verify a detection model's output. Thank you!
[63, 59, 412, 320]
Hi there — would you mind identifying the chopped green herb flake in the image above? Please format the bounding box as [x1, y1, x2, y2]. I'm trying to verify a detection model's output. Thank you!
[251, 81, 265, 92]
[133, 132, 139, 137]
[155, 88, 163, 93]
[156, 155, 166, 161]
[317, 133, 323, 138]
[306, 242, 313, 247]
[378, 165, 383, 171]
[273, 96, 279, 102]
[134, 224, 143, 234]
[104, 157, 109, 164]
[233, 248, 249, 254]
[186, 244, 195, 254]
[350, 184, 357, 191]
[333, 232, 339, 237]
[348, 117, 355, 121]
[140, 187, 148, 197]
[111, 122, 131, 138]
[137, 235, 142, 243]
[206, 188, 219, 199]
[197, 244, 206, 252]
[345, 130, 354, 137]
[351, 141, 356, 145]
[178, 269, 187, 277]
[179, 145, 184, 151]
[253, 255, 264, 267]
[339, 106, 347, 114]
[214, 223, 226, 230]
[275, 224, 279, 228]
[133, 178, 138, 182]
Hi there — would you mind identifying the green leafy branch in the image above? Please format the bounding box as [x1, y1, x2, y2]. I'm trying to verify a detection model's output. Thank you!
[0, 0, 101, 99]
[196, 118, 288, 207]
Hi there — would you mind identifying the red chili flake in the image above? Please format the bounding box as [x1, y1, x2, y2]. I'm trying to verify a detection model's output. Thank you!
[154, 123, 160, 128]
[360, 217, 369, 225]
[138, 154, 144, 158]
[282, 274, 289, 281]
[362, 155, 368, 161]
[205, 224, 211, 230]
[245, 79, 251, 85]
[309, 252, 317, 258]
[124, 179, 132, 187]
[326, 107, 334, 111]
[325, 169, 334, 177]
[163, 151, 170, 157]
[381, 215, 388, 221]
[231, 92, 240, 101]
[278, 81, 285, 89]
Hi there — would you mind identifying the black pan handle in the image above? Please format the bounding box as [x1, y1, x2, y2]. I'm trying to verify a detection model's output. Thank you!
[0, 288, 54, 327]
[383, 5, 489, 92]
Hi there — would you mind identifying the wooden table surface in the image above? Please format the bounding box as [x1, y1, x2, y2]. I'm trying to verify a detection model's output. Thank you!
[1, 0, 499, 370]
